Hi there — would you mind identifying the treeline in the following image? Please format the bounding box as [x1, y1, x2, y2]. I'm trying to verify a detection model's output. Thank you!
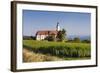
[23, 36, 90, 43]
[23, 36, 36, 40]
[66, 37, 90, 43]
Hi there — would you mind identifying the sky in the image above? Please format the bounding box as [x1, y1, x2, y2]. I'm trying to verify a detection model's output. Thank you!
[22, 10, 91, 37]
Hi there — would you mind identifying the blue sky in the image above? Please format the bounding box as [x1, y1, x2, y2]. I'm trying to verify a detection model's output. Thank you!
[23, 10, 91, 37]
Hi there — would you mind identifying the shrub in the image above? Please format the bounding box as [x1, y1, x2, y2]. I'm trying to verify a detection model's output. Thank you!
[45, 36, 55, 41]
[82, 40, 91, 43]
[73, 37, 81, 43]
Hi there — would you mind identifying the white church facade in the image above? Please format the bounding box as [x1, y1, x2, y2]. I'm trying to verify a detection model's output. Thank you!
[36, 22, 60, 40]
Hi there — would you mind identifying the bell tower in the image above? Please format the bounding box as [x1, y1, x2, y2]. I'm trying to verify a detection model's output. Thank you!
[56, 22, 60, 31]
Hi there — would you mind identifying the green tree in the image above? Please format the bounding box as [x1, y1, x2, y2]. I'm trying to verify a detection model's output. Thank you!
[82, 40, 90, 43]
[30, 36, 36, 40]
[45, 36, 55, 41]
[62, 29, 66, 40]
[73, 37, 81, 43]
[57, 28, 66, 41]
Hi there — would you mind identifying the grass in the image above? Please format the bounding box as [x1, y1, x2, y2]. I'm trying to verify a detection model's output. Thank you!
[23, 40, 91, 62]
[23, 48, 63, 62]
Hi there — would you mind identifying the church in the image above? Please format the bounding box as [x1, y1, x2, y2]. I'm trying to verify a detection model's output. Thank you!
[36, 22, 60, 40]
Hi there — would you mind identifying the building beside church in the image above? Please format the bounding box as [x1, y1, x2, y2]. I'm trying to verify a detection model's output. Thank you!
[36, 22, 60, 40]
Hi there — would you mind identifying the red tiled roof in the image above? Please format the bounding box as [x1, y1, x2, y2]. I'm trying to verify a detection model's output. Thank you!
[36, 30, 58, 35]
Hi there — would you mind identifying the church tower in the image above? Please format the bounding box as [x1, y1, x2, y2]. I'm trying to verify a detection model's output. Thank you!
[56, 22, 60, 31]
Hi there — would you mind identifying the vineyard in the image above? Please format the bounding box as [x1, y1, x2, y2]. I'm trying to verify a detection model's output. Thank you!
[23, 40, 91, 62]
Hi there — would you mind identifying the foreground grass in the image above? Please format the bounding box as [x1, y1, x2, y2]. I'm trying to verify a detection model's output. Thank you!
[23, 48, 90, 62]
[23, 40, 91, 61]
[23, 48, 63, 62]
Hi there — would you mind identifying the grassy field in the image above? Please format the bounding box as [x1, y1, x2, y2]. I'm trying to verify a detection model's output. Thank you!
[23, 40, 91, 62]
[23, 48, 63, 62]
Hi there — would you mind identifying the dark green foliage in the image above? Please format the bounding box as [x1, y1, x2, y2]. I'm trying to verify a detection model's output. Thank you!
[23, 40, 91, 58]
[30, 36, 36, 40]
[57, 31, 63, 41]
[67, 38, 91, 43]
[45, 36, 55, 41]
[73, 37, 81, 43]
[23, 36, 36, 40]
[57, 28, 66, 41]
[82, 40, 91, 43]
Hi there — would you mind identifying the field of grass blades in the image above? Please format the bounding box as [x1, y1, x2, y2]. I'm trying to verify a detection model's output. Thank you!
[23, 40, 91, 58]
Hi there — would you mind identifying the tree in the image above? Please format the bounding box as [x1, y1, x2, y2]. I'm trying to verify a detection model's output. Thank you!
[57, 28, 66, 41]
[30, 36, 36, 40]
[73, 37, 81, 43]
[82, 39, 90, 43]
[62, 29, 66, 40]
[45, 36, 55, 41]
